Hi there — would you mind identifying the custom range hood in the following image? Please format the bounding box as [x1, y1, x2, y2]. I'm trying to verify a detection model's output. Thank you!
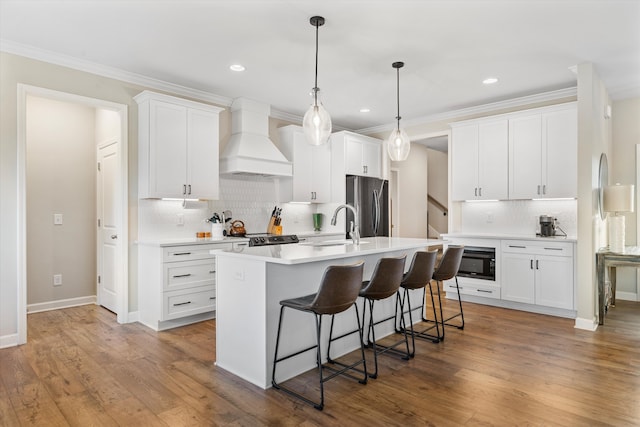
[219, 98, 292, 177]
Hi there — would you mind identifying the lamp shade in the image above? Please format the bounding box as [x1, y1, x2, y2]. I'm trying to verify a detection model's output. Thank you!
[603, 184, 635, 213]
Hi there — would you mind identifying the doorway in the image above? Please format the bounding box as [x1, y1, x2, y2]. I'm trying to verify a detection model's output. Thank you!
[17, 85, 128, 344]
[419, 133, 450, 239]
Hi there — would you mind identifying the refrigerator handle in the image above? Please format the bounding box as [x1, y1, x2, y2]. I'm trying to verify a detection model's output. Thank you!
[373, 189, 380, 235]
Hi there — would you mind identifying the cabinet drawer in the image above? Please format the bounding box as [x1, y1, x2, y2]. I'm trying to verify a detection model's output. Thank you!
[501, 240, 573, 257]
[164, 259, 216, 291]
[163, 243, 231, 262]
[163, 287, 216, 320]
[444, 280, 501, 299]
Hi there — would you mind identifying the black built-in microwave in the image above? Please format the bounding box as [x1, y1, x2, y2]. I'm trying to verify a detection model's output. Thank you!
[457, 246, 495, 281]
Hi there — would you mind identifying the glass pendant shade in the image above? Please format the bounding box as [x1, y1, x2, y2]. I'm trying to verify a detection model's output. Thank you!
[387, 127, 410, 161]
[303, 91, 332, 146]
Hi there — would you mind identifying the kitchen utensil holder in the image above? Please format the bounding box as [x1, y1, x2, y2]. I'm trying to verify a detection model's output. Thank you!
[211, 223, 225, 240]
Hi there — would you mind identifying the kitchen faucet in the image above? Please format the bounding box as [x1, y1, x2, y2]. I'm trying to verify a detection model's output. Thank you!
[331, 204, 360, 245]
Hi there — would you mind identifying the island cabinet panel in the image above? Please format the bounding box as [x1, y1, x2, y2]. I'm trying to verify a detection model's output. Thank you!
[278, 125, 332, 203]
[214, 237, 440, 389]
[135, 90, 223, 200]
[138, 242, 231, 331]
[451, 119, 508, 201]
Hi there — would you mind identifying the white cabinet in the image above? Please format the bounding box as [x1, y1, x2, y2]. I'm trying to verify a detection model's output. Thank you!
[331, 131, 383, 202]
[332, 131, 382, 178]
[451, 119, 508, 201]
[509, 105, 577, 199]
[278, 125, 332, 203]
[138, 241, 233, 331]
[135, 90, 224, 200]
[501, 240, 574, 310]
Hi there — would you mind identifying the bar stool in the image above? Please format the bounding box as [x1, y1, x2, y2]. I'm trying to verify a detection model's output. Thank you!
[358, 255, 407, 379]
[424, 245, 465, 341]
[271, 261, 367, 411]
[394, 250, 439, 356]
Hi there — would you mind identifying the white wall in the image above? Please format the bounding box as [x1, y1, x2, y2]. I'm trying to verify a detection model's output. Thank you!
[609, 97, 640, 297]
[26, 96, 97, 306]
[389, 143, 429, 238]
[427, 148, 448, 236]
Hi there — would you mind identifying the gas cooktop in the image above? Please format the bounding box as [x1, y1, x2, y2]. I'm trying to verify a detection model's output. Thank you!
[247, 234, 299, 247]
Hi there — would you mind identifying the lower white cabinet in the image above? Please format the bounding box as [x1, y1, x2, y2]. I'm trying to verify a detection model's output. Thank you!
[138, 241, 232, 330]
[501, 240, 574, 310]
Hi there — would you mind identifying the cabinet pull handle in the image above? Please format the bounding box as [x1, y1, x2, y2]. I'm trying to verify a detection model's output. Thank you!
[474, 188, 478, 196]
[183, 184, 187, 195]
[209, 297, 215, 300]
[173, 301, 192, 307]
[530, 259, 534, 269]
[544, 247, 563, 251]
[509, 245, 526, 248]
[172, 273, 192, 278]
[543, 185, 546, 195]
[209, 270, 215, 274]
[477, 289, 492, 294]
[174, 252, 192, 256]
[188, 184, 192, 195]
[537, 185, 541, 195]
[479, 187, 482, 197]
[536, 260, 539, 270]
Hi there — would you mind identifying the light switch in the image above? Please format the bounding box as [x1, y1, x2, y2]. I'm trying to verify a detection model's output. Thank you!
[54, 214, 63, 225]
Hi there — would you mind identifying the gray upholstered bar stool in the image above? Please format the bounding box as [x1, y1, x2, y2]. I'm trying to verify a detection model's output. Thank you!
[271, 261, 367, 411]
[424, 245, 465, 341]
[394, 250, 439, 356]
[358, 255, 407, 379]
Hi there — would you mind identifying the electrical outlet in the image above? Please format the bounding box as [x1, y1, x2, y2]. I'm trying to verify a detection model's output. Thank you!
[54, 213, 63, 225]
[177, 213, 184, 226]
[53, 274, 62, 286]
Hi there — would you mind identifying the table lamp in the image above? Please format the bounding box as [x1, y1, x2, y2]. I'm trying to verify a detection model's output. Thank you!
[604, 183, 635, 252]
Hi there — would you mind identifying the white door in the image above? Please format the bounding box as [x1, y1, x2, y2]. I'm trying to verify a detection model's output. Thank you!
[97, 141, 121, 314]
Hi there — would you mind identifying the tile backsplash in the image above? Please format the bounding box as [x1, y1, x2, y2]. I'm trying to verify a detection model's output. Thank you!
[458, 199, 577, 236]
[138, 176, 344, 240]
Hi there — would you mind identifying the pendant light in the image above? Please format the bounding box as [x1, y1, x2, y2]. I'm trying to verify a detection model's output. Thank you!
[302, 16, 332, 146]
[387, 61, 410, 161]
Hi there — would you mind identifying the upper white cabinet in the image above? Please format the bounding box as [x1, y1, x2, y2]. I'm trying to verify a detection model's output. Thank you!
[451, 119, 509, 201]
[332, 131, 382, 178]
[135, 90, 224, 200]
[509, 104, 577, 199]
[278, 125, 332, 203]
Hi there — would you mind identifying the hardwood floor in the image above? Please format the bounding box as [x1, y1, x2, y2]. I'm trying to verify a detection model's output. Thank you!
[1, 299, 639, 426]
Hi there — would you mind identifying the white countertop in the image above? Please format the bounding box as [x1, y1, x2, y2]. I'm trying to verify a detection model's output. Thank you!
[443, 232, 577, 243]
[215, 237, 443, 265]
[136, 236, 248, 247]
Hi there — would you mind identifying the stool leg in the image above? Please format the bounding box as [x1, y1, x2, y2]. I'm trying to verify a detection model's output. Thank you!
[314, 314, 324, 410]
[365, 299, 379, 379]
[402, 288, 416, 357]
[353, 303, 368, 384]
[271, 305, 286, 388]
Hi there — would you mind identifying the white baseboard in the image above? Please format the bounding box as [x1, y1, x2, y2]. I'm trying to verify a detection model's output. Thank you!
[127, 311, 139, 323]
[574, 317, 598, 331]
[0, 333, 19, 349]
[615, 291, 638, 302]
[27, 295, 96, 314]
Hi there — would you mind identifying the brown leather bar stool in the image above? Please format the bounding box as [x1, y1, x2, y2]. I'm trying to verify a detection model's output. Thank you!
[423, 245, 465, 341]
[271, 261, 367, 411]
[358, 255, 407, 379]
[394, 250, 439, 355]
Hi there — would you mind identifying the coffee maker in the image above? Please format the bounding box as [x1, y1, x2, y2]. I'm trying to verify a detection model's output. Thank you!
[539, 215, 556, 237]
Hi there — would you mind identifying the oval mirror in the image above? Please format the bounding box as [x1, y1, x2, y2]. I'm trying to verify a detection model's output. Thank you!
[598, 153, 608, 220]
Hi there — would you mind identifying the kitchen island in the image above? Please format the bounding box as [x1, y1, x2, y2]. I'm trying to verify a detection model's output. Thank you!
[214, 236, 443, 389]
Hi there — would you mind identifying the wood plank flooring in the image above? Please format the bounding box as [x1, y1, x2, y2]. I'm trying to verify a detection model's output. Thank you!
[1, 298, 639, 426]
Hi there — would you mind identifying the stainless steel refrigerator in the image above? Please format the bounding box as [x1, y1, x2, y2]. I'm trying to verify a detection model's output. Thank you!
[345, 175, 389, 238]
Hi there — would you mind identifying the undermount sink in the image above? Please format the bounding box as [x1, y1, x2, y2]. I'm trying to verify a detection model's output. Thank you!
[301, 239, 370, 247]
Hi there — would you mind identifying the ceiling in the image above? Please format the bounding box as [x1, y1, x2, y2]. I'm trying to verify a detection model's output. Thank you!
[1, 0, 639, 133]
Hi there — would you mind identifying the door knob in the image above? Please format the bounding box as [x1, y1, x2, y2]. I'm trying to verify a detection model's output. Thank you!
[111, 235, 118, 239]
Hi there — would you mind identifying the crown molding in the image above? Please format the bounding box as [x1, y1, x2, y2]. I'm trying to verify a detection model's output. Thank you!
[1, 39, 233, 107]
[356, 87, 578, 135]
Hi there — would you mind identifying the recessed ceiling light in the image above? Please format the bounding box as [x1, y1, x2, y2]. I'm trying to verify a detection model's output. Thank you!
[229, 64, 245, 72]
[360, 108, 371, 113]
[483, 77, 498, 85]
